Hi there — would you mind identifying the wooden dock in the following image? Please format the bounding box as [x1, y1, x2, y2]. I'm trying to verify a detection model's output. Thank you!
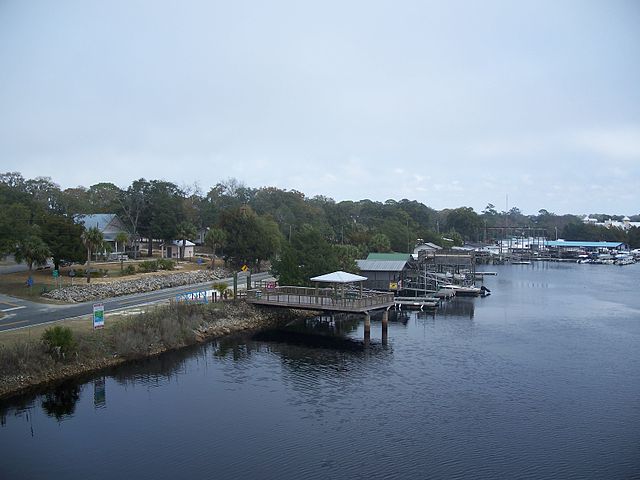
[394, 297, 439, 310]
[246, 286, 395, 313]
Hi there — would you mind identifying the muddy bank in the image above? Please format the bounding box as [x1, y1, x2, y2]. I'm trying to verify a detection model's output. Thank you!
[0, 301, 317, 400]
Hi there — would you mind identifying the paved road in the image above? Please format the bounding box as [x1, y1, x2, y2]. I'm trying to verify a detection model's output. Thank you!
[0, 271, 273, 333]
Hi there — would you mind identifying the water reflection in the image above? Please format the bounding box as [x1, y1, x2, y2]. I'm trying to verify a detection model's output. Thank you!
[93, 377, 106, 408]
[437, 298, 476, 319]
[41, 382, 81, 420]
[109, 343, 202, 388]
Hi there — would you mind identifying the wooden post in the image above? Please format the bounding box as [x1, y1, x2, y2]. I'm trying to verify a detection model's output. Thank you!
[364, 312, 371, 345]
[382, 309, 388, 345]
[233, 272, 238, 299]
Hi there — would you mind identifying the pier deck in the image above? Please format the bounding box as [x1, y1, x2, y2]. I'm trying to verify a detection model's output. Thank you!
[246, 286, 395, 313]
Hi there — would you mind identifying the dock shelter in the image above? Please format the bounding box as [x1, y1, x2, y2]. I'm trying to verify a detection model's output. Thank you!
[544, 240, 626, 251]
[543, 240, 627, 258]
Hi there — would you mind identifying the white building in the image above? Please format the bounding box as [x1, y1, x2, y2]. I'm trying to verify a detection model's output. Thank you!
[161, 240, 195, 259]
[583, 215, 640, 231]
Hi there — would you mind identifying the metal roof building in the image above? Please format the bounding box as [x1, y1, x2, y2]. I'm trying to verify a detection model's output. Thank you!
[74, 214, 129, 242]
[366, 252, 412, 261]
[357, 259, 411, 291]
[356, 260, 408, 272]
[544, 241, 625, 249]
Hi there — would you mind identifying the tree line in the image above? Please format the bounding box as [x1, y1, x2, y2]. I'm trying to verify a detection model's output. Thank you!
[1, 172, 638, 284]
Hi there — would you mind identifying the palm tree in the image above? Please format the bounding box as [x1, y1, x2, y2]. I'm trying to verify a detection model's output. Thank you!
[176, 222, 197, 261]
[115, 231, 129, 271]
[14, 235, 51, 271]
[81, 227, 104, 284]
[204, 228, 227, 269]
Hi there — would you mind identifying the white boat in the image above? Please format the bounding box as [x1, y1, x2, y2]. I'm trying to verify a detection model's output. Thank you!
[440, 284, 482, 297]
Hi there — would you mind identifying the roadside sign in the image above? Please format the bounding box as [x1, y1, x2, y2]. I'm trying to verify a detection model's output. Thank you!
[53, 269, 59, 278]
[241, 264, 248, 272]
[93, 303, 105, 329]
[389, 282, 398, 290]
[27, 276, 33, 287]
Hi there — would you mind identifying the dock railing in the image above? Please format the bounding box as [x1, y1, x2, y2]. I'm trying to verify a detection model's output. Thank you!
[246, 286, 395, 312]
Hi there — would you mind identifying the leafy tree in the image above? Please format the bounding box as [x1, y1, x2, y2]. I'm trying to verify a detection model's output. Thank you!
[38, 214, 85, 269]
[220, 206, 282, 269]
[0, 203, 31, 257]
[117, 179, 149, 259]
[627, 227, 640, 248]
[81, 227, 104, 283]
[272, 226, 341, 286]
[146, 181, 183, 254]
[87, 182, 122, 213]
[254, 215, 282, 268]
[446, 207, 482, 241]
[24, 176, 63, 213]
[333, 244, 361, 272]
[14, 234, 51, 270]
[59, 186, 90, 215]
[204, 228, 227, 267]
[369, 233, 391, 252]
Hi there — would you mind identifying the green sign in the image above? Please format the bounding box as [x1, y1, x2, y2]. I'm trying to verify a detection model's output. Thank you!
[53, 269, 59, 278]
[93, 303, 105, 329]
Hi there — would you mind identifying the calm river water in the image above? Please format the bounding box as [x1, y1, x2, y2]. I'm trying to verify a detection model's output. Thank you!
[2, 263, 639, 479]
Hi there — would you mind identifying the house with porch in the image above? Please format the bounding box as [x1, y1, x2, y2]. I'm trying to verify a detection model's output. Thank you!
[74, 214, 130, 254]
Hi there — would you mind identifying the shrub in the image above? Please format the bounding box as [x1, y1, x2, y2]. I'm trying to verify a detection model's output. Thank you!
[157, 259, 175, 271]
[0, 341, 53, 376]
[42, 325, 77, 360]
[138, 260, 159, 273]
[122, 265, 136, 275]
[213, 283, 229, 297]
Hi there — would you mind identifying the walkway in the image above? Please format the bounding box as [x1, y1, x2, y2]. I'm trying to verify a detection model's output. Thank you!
[246, 286, 395, 313]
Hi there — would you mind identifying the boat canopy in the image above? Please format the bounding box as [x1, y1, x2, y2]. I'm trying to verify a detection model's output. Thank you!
[310, 271, 367, 283]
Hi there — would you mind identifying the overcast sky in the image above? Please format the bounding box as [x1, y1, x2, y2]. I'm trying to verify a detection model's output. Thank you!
[1, 0, 639, 215]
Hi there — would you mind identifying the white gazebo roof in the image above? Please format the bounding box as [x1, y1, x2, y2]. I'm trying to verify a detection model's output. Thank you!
[310, 271, 368, 283]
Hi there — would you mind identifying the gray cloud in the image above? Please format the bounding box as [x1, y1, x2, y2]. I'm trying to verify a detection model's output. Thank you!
[1, 0, 638, 214]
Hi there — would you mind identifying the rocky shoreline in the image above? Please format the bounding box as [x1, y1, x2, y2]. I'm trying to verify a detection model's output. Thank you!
[42, 269, 225, 303]
[0, 301, 318, 401]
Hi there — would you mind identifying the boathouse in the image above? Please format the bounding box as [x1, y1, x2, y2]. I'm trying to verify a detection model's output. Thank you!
[356, 253, 414, 291]
[544, 240, 627, 256]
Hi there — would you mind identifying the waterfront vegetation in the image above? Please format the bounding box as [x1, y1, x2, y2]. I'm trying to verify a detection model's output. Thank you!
[1, 172, 640, 290]
[0, 301, 303, 399]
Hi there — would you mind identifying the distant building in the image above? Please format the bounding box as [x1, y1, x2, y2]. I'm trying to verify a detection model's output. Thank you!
[74, 214, 129, 252]
[582, 215, 640, 231]
[161, 240, 195, 259]
[194, 228, 208, 245]
[544, 240, 628, 255]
